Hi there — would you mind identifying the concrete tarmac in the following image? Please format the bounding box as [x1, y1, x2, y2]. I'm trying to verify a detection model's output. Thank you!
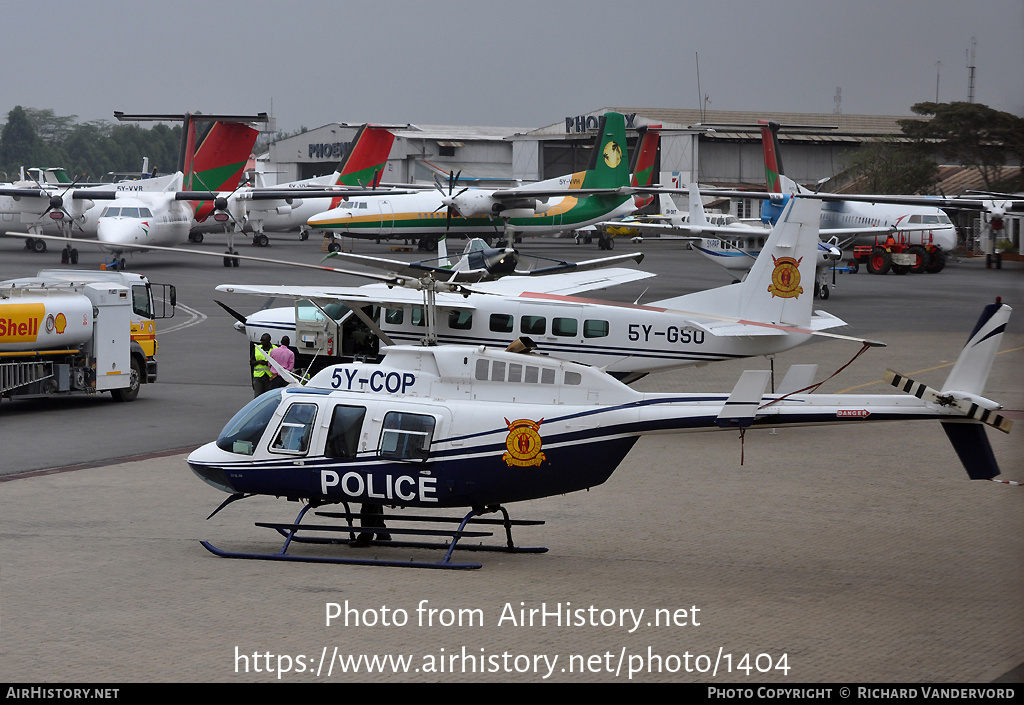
[0, 233, 1021, 683]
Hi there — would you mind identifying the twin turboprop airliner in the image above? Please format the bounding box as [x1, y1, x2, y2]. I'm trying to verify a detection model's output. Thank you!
[0, 113, 263, 267]
[306, 113, 641, 250]
[692, 121, 958, 275]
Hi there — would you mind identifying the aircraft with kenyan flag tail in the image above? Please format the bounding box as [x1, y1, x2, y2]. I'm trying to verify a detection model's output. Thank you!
[190, 124, 399, 247]
[1, 112, 264, 268]
[307, 112, 640, 251]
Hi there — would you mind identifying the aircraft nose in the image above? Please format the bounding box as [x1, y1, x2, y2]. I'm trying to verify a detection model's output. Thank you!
[97, 218, 144, 248]
[308, 208, 346, 228]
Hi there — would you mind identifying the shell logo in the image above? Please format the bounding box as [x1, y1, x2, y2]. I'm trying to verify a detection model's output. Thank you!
[54, 312, 67, 334]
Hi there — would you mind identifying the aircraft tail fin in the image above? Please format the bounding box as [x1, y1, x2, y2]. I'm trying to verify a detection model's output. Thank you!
[630, 125, 661, 207]
[187, 120, 260, 221]
[335, 125, 396, 187]
[884, 301, 1013, 480]
[649, 197, 822, 327]
[658, 192, 680, 217]
[687, 183, 709, 229]
[758, 120, 804, 195]
[579, 113, 630, 190]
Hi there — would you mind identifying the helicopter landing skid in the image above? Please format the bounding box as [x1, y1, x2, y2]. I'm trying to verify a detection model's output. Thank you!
[200, 503, 547, 569]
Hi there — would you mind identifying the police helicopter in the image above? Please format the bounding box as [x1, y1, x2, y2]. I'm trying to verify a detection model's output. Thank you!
[186, 201, 1014, 570]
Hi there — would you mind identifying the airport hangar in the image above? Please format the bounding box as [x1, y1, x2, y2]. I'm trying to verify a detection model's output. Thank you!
[265, 107, 1020, 250]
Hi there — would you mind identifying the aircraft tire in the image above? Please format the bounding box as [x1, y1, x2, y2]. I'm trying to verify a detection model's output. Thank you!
[257, 234, 270, 247]
[223, 252, 232, 267]
[232, 257, 240, 267]
[300, 231, 309, 241]
[607, 237, 614, 250]
[111, 358, 141, 402]
[119, 258, 126, 270]
[32, 239, 47, 253]
[819, 284, 830, 300]
[70, 248, 78, 265]
[925, 249, 946, 273]
[866, 247, 891, 275]
[907, 245, 930, 273]
[328, 242, 341, 253]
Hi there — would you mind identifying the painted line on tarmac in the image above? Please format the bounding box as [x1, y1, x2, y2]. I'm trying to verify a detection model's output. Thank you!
[157, 301, 208, 334]
[0, 446, 198, 482]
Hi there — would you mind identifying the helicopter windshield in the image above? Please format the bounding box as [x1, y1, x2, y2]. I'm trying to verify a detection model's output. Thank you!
[216, 389, 284, 455]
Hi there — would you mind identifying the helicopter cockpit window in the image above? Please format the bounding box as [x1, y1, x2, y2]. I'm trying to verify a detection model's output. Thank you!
[271, 403, 318, 454]
[325, 405, 366, 459]
[216, 389, 284, 455]
[378, 412, 436, 462]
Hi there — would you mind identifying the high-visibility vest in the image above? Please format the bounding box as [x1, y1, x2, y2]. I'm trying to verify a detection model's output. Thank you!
[253, 345, 276, 378]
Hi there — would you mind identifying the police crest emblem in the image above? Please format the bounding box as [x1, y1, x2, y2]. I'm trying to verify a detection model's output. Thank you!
[503, 418, 546, 467]
[767, 255, 803, 298]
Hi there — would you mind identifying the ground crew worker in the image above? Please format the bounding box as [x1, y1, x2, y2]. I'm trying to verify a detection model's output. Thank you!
[251, 333, 276, 397]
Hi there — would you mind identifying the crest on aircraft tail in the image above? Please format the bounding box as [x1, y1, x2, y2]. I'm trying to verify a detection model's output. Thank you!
[767, 255, 803, 298]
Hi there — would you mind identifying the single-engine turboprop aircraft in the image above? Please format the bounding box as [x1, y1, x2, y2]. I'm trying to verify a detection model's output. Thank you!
[186, 299, 1013, 569]
[218, 198, 852, 383]
[306, 113, 639, 250]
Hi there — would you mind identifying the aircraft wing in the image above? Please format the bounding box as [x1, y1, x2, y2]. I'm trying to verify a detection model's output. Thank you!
[467, 267, 655, 296]
[215, 283, 478, 311]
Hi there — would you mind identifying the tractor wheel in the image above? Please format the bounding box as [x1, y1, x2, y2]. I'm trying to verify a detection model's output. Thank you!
[925, 249, 946, 273]
[907, 245, 930, 273]
[866, 247, 891, 275]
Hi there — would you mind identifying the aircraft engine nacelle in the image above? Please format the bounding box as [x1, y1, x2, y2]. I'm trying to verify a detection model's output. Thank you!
[761, 195, 789, 225]
[276, 204, 293, 216]
[448, 190, 502, 217]
[494, 198, 542, 217]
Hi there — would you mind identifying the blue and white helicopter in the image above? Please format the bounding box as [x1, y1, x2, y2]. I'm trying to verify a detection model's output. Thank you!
[187, 277, 1014, 569]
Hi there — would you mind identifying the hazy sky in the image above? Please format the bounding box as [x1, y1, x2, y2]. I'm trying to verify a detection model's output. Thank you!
[4, 0, 1022, 133]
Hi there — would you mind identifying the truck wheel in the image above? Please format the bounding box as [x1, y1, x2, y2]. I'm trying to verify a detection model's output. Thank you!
[111, 359, 142, 402]
[866, 247, 891, 275]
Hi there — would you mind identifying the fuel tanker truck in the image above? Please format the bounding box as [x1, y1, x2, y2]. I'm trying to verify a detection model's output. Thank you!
[0, 270, 175, 402]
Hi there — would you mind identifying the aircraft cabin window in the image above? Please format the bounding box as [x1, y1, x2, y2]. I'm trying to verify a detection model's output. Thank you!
[489, 313, 513, 333]
[491, 361, 506, 382]
[271, 403, 318, 454]
[385, 308, 403, 325]
[564, 371, 582, 386]
[448, 310, 473, 330]
[325, 405, 367, 459]
[378, 412, 436, 462]
[520, 315, 546, 335]
[215, 389, 284, 455]
[507, 363, 523, 383]
[584, 320, 609, 338]
[552, 318, 578, 337]
[541, 368, 556, 384]
[524, 366, 539, 384]
[297, 300, 327, 324]
[475, 359, 489, 380]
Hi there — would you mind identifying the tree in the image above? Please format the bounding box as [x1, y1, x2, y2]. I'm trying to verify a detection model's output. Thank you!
[840, 137, 939, 194]
[899, 102, 1024, 190]
[0, 106, 44, 174]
